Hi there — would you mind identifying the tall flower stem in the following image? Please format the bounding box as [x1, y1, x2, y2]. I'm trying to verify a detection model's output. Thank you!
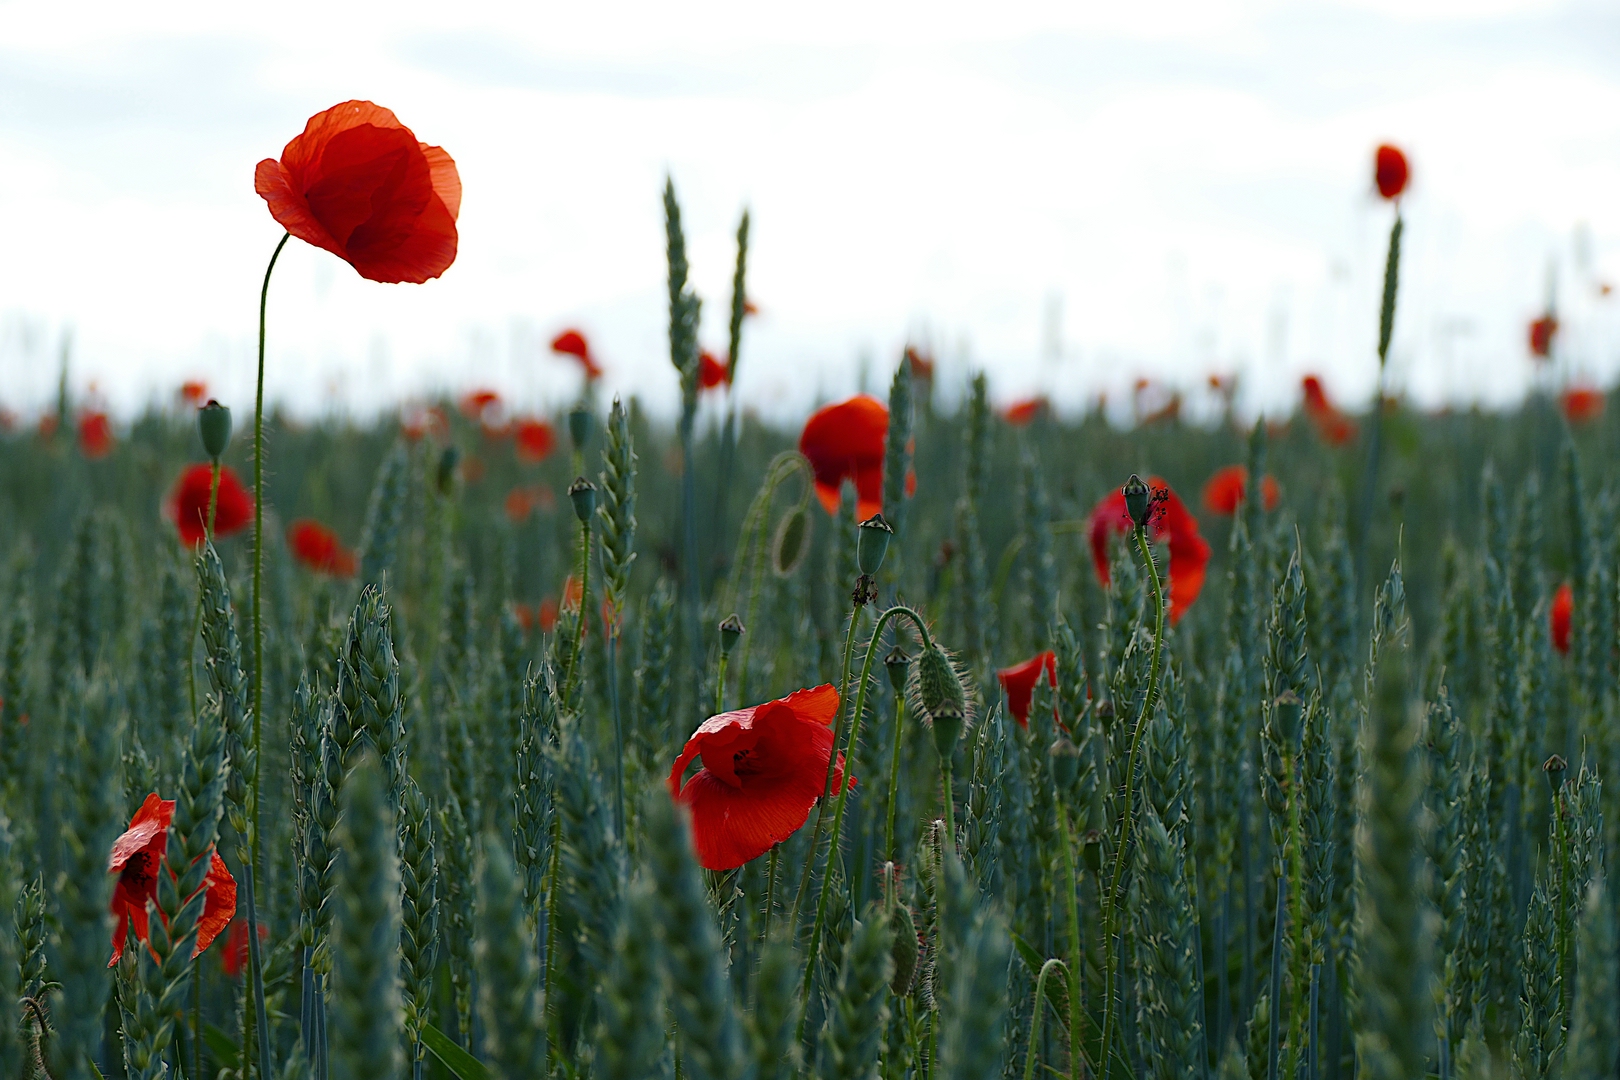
[1355, 213, 1403, 588]
[883, 693, 905, 862]
[562, 516, 592, 707]
[249, 229, 288, 1080]
[762, 844, 779, 942]
[1055, 800, 1086, 1080]
[797, 604, 934, 1035]
[1099, 524, 1168, 1080]
[607, 632, 626, 842]
[714, 654, 728, 715]
[1024, 958, 1068, 1080]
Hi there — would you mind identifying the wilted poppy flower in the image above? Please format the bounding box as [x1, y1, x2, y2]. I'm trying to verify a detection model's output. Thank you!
[668, 684, 852, 870]
[513, 418, 557, 463]
[220, 917, 269, 980]
[255, 101, 460, 285]
[698, 351, 730, 391]
[286, 520, 357, 577]
[997, 651, 1057, 728]
[1301, 376, 1358, 446]
[1551, 582, 1573, 655]
[109, 793, 236, 966]
[1004, 398, 1045, 426]
[1561, 387, 1605, 425]
[167, 464, 254, 547]
[179, 381, 208, 406]
[799, 395, 888, 520]
[1374, 144, 1409, 201]
[78, 412, 114, 459]
[551, 329, 603, 381]
[1530, 316, 1558, 360]
[1087, 477, 1211, 624]
[1202, 465, 1280, 516]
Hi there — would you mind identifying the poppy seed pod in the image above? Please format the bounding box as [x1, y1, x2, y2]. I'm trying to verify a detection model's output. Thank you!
[1049, 737, 1081, 793]
[930, 699, 964, 761]
[915, 643, 967, 725]
[198, 400, 232, 460]
[884, 646, 911, 694]
[1544, 754, 1567, 794]
[568, 406, 592, 451]
[718, 614, 745, 657]
[1123, 473, 1151, 528]
[857, 513, 895, 575]
[567, 477, 597, 522]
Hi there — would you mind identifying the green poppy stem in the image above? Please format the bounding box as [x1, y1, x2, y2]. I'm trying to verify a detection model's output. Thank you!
[1024, 957, 1068, 1080]
[884, 692, 905, 862]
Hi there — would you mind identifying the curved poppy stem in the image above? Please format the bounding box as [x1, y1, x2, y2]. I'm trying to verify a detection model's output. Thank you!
[248, 228, 288, 1080]
[1098, 523, 1167, 1080]
[1024, 957, 1068, 1080]
[796, 604, 933, 1037]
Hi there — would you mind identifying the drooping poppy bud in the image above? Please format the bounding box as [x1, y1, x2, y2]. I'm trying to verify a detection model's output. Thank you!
[1123, 474, 1151, 528]
[772, 506, 810, 577]
[198, 400, 232, 460]
[718, 614, 745, 657]
[914, 642, 968, 727]
[857, 513, 894, 576]
[567, 477, 597, 523]
[889, 897, 919, 996]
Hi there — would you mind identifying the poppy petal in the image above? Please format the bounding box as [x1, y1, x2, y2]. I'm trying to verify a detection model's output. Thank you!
[194, 853, 238, 958]
[108, 794, 174, 873]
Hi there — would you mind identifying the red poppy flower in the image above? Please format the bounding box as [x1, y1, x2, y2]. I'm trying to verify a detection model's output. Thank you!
[220, 917, 269, 980]
[514, 418, 557, 463]
[551, 328, 604, 381]
[108, 793, 236, 966]
[1087, 477, 1211, 624]
[180, 381, 208, 406]
[698, 351, 730, 391]
[667, 684, 852, 870]
[166, 464, 254, 548]
[1201, 465, 1280, 516]
[78, 412, 114, 459]
[538, 597, 560, 634]
[562, 573, 583, 610]
[1561, 387, 1605, 425]
[1374, 144, 1409, 201]
[460, 389, 501, 421]
[904, 346, 935, 381]
[1530, 316, 1558, 360]
[286, 520, 357, 578]
[997, 651, 1057, 728]
[505, 487, 535, 523]
[1004, 398, 1044, 426]
[799, 395, 888, 520]
[255, 101, 460, 285]
[1301, 376, 1358, 446]
[1550, 582, 1573, 655]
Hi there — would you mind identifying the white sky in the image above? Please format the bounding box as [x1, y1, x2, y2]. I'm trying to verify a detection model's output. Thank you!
[2, 0, 1618, 425]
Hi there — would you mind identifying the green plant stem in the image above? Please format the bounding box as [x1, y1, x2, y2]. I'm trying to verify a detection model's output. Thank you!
[563, 516, 592, 706]
[884, 694, 905, 862]
[193, 963, 201, 1080]
[796, 605, 935, 1037]
[715, 655, 728, 716]
[243, 864, 273, 1080]
[247, 229, 287, 1080]
[207, 460, 221, 540]
[1055, 800, 1086, 1080]
[542, 815, 562, 1071]
[939, 760, 956, 858]
[763, 844, 779, 942]
[1099, 524, 1168, 1080]
[607, 631, 626, 843]
[1025, 958, 1068, 1080]
[679, 403, 702, 718]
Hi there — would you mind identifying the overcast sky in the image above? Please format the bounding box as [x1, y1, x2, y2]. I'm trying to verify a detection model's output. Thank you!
[2, 0, 1618, 425]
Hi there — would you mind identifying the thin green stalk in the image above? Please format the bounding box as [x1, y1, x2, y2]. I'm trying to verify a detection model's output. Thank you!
[1056, 801, 1085, 1080]
[797, 605, 935, 1032]
[884, 694, 905, 861]
[716, 655, 728, 715]
[541, 814, 562, 1068]
[608, 632, 626, 842]
[939, 760, 956, 857]
[1025, 958, 1068, 1080]
[563, 516, 592, 705]
[789, 596, 861, 931]
[763, 844, 779, 941]
[243, 864, 273, 1079]
[1099, 523, 1168, 1080]
[207, 462, 221, 539]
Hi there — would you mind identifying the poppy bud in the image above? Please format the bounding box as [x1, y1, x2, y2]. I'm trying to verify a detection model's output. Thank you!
[1049, 737, 1081, 793]
[198, 400, 232, 460]
[1081, 829, 1103, 875]
[931, 700, 964, 761]
[568, 477, 597, 523]
[915, 643, 968, 726]
[884, 646, 911, 694]
[890, 901, 919, 996]
[436, 446, 460, 495]
[1544, 754, 1567, 794]
[568, 406, 592, 451]
[1123, 474, 1151, 528]
[772, 507, 811, 577]
[857, 513, 894, 576]
[718, 614, 745, 657]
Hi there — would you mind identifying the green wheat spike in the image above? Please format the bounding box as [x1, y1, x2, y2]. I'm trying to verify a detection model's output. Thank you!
[1511, 880, 1562, 1079]
[330, 750, 405, 1080]
[512, 664, 557, 915]
[594, 869, 666, 1080]
[399, 778, 439, 1068]
[438, 791, 476, 1049]
[598, 396, 639, 630]
[635, 578, 678, 751]
[1018, 447, 1058, 650]
[936, 893, 1011, 1080]
[196, 540, 253, 864]
[1564, 875, 1618, 1079]
[1423, 690, 1469, 1054]
[749, 930, 804, 1080]
[336, 584, 406, 808]
[1131, 804, 1204, 1080]
[359, 441, 411, 589]
[883, 352, 915, 547]
[475, 835, 546, 1079]
[818, 901, 894, 1080]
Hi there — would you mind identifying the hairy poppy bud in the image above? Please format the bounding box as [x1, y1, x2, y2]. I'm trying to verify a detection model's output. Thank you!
[772, 506, 810, 577]
[1544, 754, 1567, 794]
[568, 406, 592, 451]
[568, 477, 597, 522]
[930, 699, 964, 761]
[435, 446, 460, 495]
[198, 400, 232, 460]
[857, 513, 894, 576]
[1123, 473, 1150, 528]
[1049, 737, 1081, 793]
[890, 901, 919, 996]
[718, 613, 744, 657]
[915, 643, 967, 726]
[884, 646, 910, 694]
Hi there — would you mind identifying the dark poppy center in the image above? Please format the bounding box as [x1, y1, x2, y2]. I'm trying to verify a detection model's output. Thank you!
[120, 851, 157, 894]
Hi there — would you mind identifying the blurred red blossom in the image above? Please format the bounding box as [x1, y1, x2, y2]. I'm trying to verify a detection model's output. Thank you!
[1374, 144, 1409, 201]
[1202, 465, 1280, 516]
[286, 520, 357, 578]
[699, 351, 730, 391]
[1004, 398, 1046, 427]
[1301, 376, 1357, 446]
[997, 651, 1057, 728]
[167, 464, 254, 547]
[1529, 316, 1558, 360]
[514, 418, 557, 463]
[799, 395, 889, 521]
[1561, 387, 1605, 425]
[1551, 582, 1573, 655]
[78, 412, 114, 459]
[552, 329, 604, 381]
[220, 917, 269, 980]
[179, 381, 208, 406]
[1087, 477, 1211, 624]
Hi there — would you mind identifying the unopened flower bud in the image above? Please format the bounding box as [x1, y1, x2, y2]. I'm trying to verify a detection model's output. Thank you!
[718, 614, 745, 657]
[198, 400, 232, 460]
[915, 643, 967, 724]
[857, 513, 895, 576]
[889, 902, 919, 996]
[930, 700, 964, 761]
[1049, 737, 1081, 793]
[568, 476, 597, 522]
[1123, 473, 1151, 528]
[568, 406, 592, 451]
[884, 646, 911, 694]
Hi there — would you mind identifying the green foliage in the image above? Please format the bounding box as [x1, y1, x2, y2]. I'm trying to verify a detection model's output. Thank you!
[331, 751, 404, 1080]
